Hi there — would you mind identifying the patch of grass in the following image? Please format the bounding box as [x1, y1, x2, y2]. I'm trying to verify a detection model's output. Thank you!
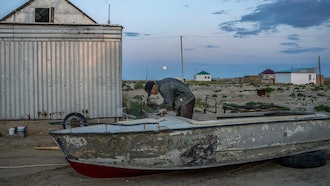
[311, 86, 324, 91]
[223, 102, 239, 107]
[297, 107, 306, 112]
[133, 95, 144, 100]
[224, 102, 290, 111]
[195, 98, 210, 108]
[264, 87, 275, 93]
[316, 93, 326, 97]
[245, 102, 276, 107]
[294, 87, 300, 91]
[125, 101, 144, 118]
[297, 93, 306, 98]
[135, 81, 145, 89]
[198, 82, 209, 86]
[314, 105, 330, 112]
[289, 93, 296, 98]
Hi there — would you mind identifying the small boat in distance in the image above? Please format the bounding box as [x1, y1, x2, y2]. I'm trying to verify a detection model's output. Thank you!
[50, 111, 330, 178]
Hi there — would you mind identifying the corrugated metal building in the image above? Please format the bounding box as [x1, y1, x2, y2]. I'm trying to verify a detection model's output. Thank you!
[0, 0, 123, 120]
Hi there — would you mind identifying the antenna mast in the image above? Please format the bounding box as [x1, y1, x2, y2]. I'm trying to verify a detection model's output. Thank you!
[107, 4, 111, 24]
[318, 56, 321, 85]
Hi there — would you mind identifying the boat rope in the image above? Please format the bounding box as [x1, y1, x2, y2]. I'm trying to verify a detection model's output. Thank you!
[0, 163, 68, 169]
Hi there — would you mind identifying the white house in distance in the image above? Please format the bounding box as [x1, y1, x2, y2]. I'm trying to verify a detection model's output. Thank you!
[194, 71, 212, 81]
[275, 68, 317, 84]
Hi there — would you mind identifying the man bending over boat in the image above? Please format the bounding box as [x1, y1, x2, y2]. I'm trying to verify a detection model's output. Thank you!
[144, 78, 195, 119]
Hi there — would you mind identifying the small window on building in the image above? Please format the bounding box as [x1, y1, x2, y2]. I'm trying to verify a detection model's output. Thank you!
[35, 8, 49, 22]
[309, 74, 312, 81]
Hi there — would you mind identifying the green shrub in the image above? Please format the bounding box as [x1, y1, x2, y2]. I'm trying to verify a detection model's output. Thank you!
[245, 102, 276, 108]
[133, 95, 144, 99]
[126, 101, 143, 118]
[223, 103, 239, 107]
[297, 93, 306, 98]
[264, 87, 275, 93]
[198, 82, 209, 86]
[314, 105, 330, 112]
[317, 93, 326, 97]
[289, 93, 296, 98]
[195, 98, 210, 108]
[311, 86, 324, 91]
[135, 82, 145, 89]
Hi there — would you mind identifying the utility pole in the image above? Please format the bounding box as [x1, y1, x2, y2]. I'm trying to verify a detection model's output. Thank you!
[318, 56, 321, 85]
[180, 36, 184, 82]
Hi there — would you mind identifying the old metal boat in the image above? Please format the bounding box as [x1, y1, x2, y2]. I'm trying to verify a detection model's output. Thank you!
[50, 112, 330, 178]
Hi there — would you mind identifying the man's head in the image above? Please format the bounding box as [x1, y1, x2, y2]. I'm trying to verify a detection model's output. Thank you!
[145, 81, 157, 96]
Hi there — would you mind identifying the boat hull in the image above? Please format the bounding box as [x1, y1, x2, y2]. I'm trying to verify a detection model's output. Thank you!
[67, 158, 168, 178]
[50, 112, 330, 178]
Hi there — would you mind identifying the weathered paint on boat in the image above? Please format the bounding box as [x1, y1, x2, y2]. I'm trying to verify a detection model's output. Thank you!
[50, 112, 330, 178]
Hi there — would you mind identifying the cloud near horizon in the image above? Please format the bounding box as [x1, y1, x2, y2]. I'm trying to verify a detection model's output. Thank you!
[280, 47, 327, 54]
[219, 0, 330, 37]
[205, 45, 220, 49]
[124, 32, 151, 37]
[280, 33, 328, 54]
[212, 10, 227, 15]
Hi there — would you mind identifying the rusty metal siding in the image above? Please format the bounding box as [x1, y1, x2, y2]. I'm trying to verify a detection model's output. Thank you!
[0, 24, 123, 120]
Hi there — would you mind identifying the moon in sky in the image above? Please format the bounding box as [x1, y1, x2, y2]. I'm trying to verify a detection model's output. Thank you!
[163, 66, 167, 70]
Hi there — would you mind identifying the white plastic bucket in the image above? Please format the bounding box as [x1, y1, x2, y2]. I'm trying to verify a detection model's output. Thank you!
[17, 126, 26, 136]
[8, 128, 15, 135]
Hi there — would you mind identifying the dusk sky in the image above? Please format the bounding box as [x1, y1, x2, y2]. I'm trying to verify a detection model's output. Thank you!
[1, 0, 329, 80]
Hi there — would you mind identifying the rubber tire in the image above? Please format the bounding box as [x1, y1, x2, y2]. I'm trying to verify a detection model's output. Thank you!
[63, 113, 87, 129]
[277, 150, 327, 168]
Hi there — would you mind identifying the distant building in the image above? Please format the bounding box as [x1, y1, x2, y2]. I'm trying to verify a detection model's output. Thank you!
[259, 68, 275, 84]
[243, 76, 261, 84]
[275, 68, 317, 84]
[194, 71, 212, 81]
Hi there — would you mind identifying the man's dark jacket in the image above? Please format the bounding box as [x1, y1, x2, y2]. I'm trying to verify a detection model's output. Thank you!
[155, 78, 195, 110]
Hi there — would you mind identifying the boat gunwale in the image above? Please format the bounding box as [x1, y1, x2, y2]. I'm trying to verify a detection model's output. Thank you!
[49, 113, 330, 135]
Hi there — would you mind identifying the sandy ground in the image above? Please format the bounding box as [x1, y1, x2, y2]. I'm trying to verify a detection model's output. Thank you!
[1, 83, 330, 185]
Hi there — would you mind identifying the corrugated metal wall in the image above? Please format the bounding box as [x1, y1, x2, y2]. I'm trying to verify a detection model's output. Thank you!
[0, 24, 123, 120]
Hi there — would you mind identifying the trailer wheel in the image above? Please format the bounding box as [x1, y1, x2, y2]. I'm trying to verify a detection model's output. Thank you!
[63, 113, 87, 129]
[277, 150, 327, 168]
